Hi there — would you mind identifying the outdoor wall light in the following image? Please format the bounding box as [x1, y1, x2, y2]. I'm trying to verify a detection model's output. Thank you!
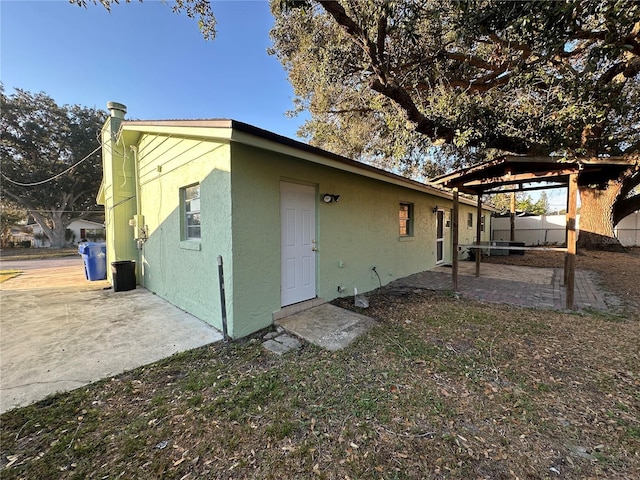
[432, 205, 439, 213]
[322, 194, 341, 203]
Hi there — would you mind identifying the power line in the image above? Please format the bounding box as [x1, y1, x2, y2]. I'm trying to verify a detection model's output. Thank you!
[26, 210, 104, 213]
[1, 144, 102, 187]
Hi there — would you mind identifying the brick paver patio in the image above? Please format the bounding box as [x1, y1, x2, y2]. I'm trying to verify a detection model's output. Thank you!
[392, 262, 625, 313]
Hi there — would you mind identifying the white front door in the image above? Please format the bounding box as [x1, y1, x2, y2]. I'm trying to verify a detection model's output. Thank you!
[436, 210, 445, 264]
[281, 182, 317, 306]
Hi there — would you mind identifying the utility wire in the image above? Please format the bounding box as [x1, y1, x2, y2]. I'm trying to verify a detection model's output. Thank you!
[1, 144, 102, 187]
[25, 210, 104, 214]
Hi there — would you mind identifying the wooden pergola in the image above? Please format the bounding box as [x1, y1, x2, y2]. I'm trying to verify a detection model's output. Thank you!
[431, 155, 636, 309]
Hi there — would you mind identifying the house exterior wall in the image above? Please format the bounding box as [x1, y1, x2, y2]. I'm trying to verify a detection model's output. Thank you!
[229, 143, 490, 338]
[101, 119, 491, 339]
[134, 133, 233, 333]
[100, 115, 137, 283]
[31, 220, 105, 247]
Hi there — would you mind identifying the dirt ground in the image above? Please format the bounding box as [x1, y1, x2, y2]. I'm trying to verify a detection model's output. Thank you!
[481, 247, 640, 310]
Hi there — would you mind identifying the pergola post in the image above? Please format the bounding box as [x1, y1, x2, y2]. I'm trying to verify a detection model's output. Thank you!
[565, 173, 578, 309]
[452, 188, 459, 291]
[563, 181, 571, 286]
[475, 194, 482, 277]
[510, 191, 516, 242]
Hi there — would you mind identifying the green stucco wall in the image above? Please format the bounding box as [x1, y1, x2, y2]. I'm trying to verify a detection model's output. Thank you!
[100, 117, 138, 284]
[134, 134, 233, 333]
[102, 121, 490, 340]
[229, 143, 490, 338]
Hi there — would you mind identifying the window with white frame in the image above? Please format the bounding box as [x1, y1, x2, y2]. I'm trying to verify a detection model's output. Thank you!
[480, 215, 486, 232]
[182, 184, 201, 240]
[467, 212, 473, 228]
[399, 202, 414, 236]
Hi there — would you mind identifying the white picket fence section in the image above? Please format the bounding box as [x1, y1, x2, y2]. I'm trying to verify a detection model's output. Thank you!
[492, 212, 639, 247]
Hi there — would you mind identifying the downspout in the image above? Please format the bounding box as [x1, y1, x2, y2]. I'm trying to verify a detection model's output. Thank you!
[130, 144, 146, 286]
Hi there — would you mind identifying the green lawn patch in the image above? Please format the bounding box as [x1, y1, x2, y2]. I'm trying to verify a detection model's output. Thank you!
[0, 270, 22, 283]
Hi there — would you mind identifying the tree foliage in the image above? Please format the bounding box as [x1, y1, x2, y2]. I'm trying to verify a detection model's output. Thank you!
[0, 200, 27, 248]
[0, 87, 106, 248]
[271, 0, 639, 157]
[71, 0, 217, 40]
[488, 191, 550, 216]
[269, 0, 640, 236]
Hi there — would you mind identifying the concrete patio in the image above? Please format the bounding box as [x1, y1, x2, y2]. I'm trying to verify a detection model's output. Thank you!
[0, 257, 223, 413]
[391, 261, 625, 313]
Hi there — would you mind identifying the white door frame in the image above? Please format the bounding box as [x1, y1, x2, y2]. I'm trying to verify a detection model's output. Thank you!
[436, 209, 445, 264]
[280, 182, 317, 306]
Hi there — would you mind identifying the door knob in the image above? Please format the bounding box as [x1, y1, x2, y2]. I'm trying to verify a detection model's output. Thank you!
[312, 246, 318, 252]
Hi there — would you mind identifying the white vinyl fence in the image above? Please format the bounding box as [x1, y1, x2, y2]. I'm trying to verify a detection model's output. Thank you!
[615, 211, 640, 247]
[491, 212, 639, 247]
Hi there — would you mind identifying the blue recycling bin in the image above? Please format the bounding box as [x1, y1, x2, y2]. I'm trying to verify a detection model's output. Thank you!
[78, 242, 107, 281]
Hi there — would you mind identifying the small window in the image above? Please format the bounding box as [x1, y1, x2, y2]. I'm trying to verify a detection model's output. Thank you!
[480, 215, 486, 232]
[399, 203, 413, 236]
[467, 213, 473, 228]
[182, 184, 201, 240]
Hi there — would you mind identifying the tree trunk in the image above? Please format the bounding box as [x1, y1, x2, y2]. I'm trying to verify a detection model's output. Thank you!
[30, 210, 70, 249]
[577, 181, 623, 249]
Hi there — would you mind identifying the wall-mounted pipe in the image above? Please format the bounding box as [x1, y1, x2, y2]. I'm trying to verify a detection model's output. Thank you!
[217, 255, 230, 341]
[130, 145, 144, 285]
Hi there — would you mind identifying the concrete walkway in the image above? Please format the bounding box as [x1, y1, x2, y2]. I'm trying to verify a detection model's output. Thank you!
[276, 303, 377, 352]
[0, 256, 222, 413]
[392, 262, 625, 313]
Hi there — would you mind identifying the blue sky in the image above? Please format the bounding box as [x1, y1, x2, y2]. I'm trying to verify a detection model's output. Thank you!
[1, 0, 566, 209]
[1, 0, 307, 139]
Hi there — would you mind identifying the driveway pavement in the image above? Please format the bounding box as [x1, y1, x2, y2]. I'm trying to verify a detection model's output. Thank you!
[0, 256, 222, 414]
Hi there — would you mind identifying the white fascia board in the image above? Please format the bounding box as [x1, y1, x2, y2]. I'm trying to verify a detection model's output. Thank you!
[117, 122, 485, 210]
[229, 129, 483, 208]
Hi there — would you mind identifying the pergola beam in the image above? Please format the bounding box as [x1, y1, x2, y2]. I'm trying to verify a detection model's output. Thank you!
[462, 169, 575, 187]
[481, 182, 566, 195]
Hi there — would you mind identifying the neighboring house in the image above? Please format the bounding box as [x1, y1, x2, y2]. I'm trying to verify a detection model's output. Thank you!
[97, 102, 492, 339]
[31, 219, 106, 247]
[5, 226, 32, 247]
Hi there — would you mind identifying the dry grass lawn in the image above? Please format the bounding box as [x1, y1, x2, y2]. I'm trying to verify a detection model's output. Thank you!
[1, 249, 638, 479]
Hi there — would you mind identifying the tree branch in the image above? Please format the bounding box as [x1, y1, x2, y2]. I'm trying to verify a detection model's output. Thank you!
[618, 168, 640, 199]
[327, 108, 373, 115]
[487, 33, 532, 57]
[447, 72, 511, 92]
[318, 0, 387, 84]
[445, 51, 506, 72]
[376, 9, 387, 67]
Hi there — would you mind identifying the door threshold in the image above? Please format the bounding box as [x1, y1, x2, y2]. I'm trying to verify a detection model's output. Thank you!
[274, 297, 327, 321]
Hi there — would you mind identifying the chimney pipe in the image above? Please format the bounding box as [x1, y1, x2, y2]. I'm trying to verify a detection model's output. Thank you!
[107, 101, 127, 119]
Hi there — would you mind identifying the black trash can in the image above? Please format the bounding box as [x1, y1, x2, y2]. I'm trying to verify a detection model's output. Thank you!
[111, 260, 136, 292]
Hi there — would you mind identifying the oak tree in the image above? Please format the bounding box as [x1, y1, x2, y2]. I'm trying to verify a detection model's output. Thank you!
[270, 0, 640, 247]
[0, 88, 105, 248]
